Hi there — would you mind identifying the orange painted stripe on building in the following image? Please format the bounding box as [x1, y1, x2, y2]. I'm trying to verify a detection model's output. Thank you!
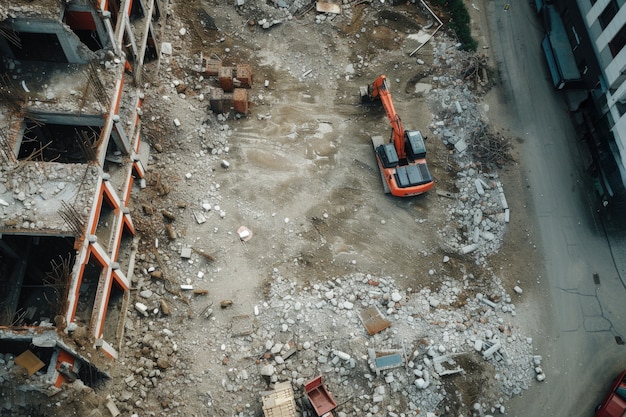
[54, 349, 76, 388]
[134, 96, 143, 125]
[65, 10, 97, 31]
[100, 342, 118, 359]
[69, 261, 88, 322]
[54, 373, 64, 388]
[89, 181, 104, 235]
[110, 207, 126, 262]
[90, 180, 120, 235]
[123, 174, 134, 207]
[102, 178, 122, 212]
[90, 241, 110, 267]
[111, 214, 133, 260]
[112, 269, 129, 291]
[113, 73, 124, 114]
[97, 271, 128, 340]
[134, 125, 142, 154]
[69, 245, 108, 322]
[97, 274, 113, 339]
[133, 161, 145, 179]
[123, 212, 136, 236]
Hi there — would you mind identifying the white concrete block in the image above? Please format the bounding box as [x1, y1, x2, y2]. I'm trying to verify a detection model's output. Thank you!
[135, 302, 148, 316]
[161, 42, 173, 55]
[482, 341, 501, 359]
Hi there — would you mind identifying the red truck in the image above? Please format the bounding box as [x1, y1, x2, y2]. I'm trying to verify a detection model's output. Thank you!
[304, 375, 337, 417]
[595, 369, 626, 417]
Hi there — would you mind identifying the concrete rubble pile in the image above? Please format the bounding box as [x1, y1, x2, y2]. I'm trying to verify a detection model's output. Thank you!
[0, 163, 99, 230]
[436, 167, 510, 266]
[109, 266, 540, 416]
[424, 38, 511, 265]
[236, 0, 330, 28]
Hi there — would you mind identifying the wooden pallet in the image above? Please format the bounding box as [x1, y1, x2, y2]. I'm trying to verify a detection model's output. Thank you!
[262, 382, 297, 417]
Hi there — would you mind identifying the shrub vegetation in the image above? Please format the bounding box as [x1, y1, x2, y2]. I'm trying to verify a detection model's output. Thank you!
[431, 0, 478, 51]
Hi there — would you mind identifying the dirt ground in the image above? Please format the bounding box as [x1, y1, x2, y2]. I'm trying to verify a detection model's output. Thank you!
[139, 0, 543, 317]
[134, 0, 542, 413]
[2, 1, 548, 416]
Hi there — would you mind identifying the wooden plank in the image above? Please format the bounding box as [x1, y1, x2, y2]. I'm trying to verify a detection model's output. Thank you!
[358, 306, 391, 335]
[316, 1, 341, 14]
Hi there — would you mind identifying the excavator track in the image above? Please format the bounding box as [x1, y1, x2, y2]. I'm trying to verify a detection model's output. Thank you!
[371, 135, 390, 194]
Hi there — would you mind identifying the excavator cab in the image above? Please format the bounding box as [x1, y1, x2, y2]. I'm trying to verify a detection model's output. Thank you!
[377, 143, 399, 168]
[405, 130, 426, 161]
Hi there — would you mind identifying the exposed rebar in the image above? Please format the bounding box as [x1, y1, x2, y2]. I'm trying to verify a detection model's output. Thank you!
[59, 200, 86, 236]
[0, 74, 26, 112]
[43, 255, 72, 318]
[87, 61, 110, 108]
[76, 128, 98, 162]
[0, 127, 14, 162]
[0, 22, 21, 48]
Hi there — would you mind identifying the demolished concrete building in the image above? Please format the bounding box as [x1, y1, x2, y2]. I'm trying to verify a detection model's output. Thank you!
[0, 0, 159, 389]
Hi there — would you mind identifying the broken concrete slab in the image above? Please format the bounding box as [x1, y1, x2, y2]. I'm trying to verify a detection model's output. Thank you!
[180, 247, 192, 258]
[230, 315, 254, 336]
[455, 139, 468, 153]
[161, 42, 173, 55]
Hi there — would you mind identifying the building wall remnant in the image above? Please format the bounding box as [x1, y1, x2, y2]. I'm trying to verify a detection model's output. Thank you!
[0, 0, 160, 385]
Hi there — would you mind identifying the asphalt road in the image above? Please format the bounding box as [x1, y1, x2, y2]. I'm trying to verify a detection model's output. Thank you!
[485, 1, 626, 415]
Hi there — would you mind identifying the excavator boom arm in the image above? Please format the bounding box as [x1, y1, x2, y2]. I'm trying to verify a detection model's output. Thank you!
[368, 75, 406, 159]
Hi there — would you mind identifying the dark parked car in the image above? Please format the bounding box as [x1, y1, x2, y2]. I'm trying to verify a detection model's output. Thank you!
[596, 370, 626, 417]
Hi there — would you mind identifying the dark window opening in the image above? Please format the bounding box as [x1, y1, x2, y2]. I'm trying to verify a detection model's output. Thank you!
[153, 0, 161, 20]
[95, 191, 116, 253]
[122, 31, 135, 62]
[130, 0, 145, 21]
[18, 119, 101, 163]
[63, 10, 103, 51]
[72, 30, 103, 51]
[144, 30, 158, 62]
[75, 351, 110, 387]
[75, 254, 103, 327]
[0, 340, 109, 388]
[599, 0, 618, 30]
[0, 235, 76, 326]
[609, 24, 626, 57]
[117, 221, 134, 274]
[102, 279, 125, 343]
[578, 59, 588, 75]
[609, 134, 622, 160]
[107, 0, 120, 28]
[103, 130, 126, 178]
[6, 32, 68, 63]
[617, 100, 626, 117]
[0, 340, 55, 371]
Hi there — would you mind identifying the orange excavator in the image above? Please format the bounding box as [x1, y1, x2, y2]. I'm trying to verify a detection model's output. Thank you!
[360, 75, 434, 197]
